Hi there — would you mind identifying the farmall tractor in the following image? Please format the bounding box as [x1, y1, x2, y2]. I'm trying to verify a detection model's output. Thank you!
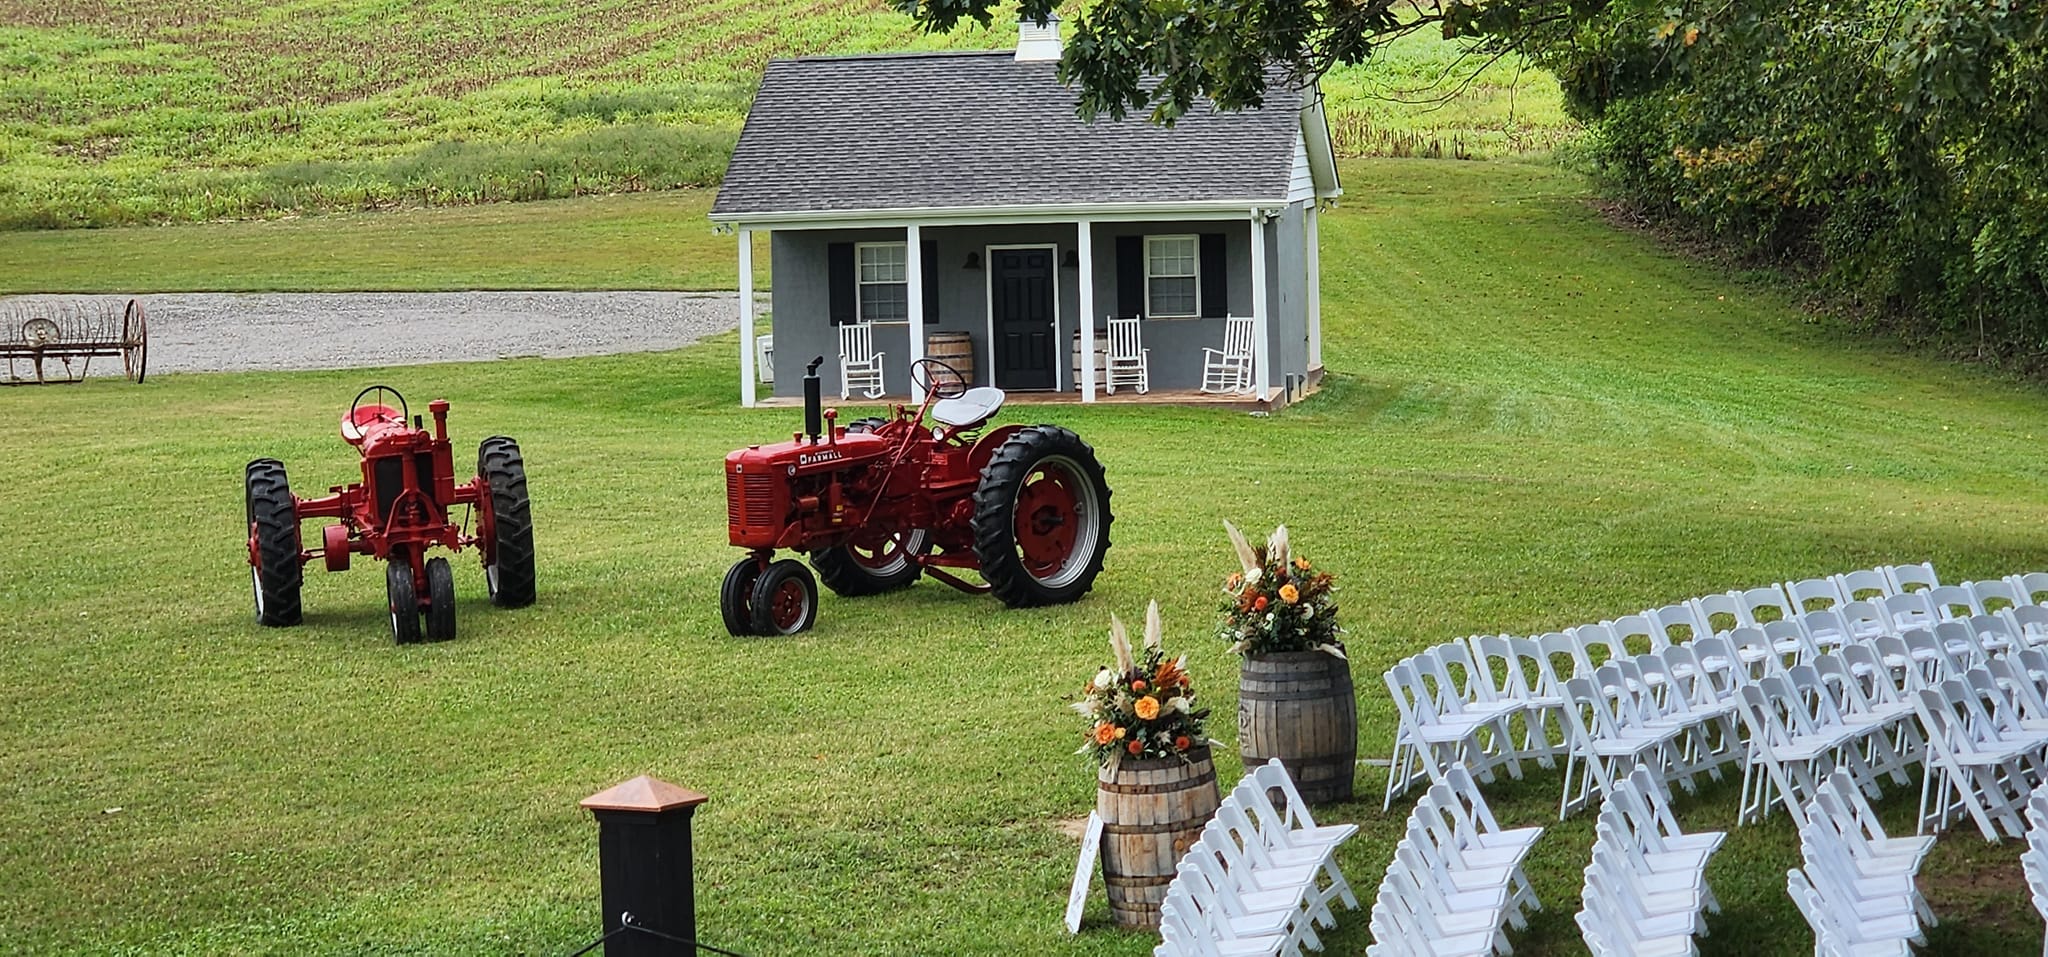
[245, 386, 536, 643]
[721, 357, 1112, 635]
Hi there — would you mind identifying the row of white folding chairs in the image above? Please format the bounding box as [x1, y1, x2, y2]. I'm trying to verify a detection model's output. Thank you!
[1912, 666, 2048, 842]
[1578, 766, 1723, 956]
[1369, 766, 1541, 957]
[1787, 768, 1937, 955]
[1381, 644, 1527, 809]
[2021, 791, 2048, 957]
[1156, 760, 1360, 957]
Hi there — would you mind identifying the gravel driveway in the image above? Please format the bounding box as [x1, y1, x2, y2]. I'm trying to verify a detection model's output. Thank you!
[0, 291, 753, 375]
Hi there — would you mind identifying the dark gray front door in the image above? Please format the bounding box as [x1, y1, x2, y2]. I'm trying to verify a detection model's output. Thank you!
[990, 247, 1056, 391]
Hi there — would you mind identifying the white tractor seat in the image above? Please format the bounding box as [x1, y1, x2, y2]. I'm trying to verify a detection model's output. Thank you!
[930, 386, 1005, 428]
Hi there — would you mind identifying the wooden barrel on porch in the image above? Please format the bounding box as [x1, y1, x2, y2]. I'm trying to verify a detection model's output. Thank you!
[1070, 330, 1107, 392]
[1096, 747, 1219, 928]
[1238, 651, 1357, 805]
[925, 330, 974, 388]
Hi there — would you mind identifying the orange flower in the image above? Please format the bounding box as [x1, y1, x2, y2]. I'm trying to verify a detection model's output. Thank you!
[1114, 725, 1127, 739]
[1127, 740, 1143, 755]
[1254, 595, 1269, 612]
[1175, 735, 1192, 751]
[1226, 572, 1243, 590]
[1132, 679, 1148, 692]
[1134, 696, 1161, 720]
[1093, 722, 1117, 745]
[1294, 556, 1311, 571]
[1279, 583, 1300, 604]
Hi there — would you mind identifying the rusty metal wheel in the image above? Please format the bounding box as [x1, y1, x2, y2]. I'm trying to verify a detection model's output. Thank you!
[121, 299, 147, 383]
[748, 559, 817, 635]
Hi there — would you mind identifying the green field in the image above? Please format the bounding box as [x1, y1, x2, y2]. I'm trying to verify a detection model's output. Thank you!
[0, 0, 1573, 229]
[3, 158, 2042, 954]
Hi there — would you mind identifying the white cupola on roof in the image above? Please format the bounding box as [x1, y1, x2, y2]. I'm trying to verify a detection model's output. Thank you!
[1015, 15, 1062, 62]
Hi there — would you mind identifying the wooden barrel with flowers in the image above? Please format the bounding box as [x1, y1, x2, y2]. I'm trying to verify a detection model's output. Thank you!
[1220, 521, 1357, 805]
[1238, 651, 1357, 804]
[1076, 601, 1218, 929]
[1097, 747, 1220, 928]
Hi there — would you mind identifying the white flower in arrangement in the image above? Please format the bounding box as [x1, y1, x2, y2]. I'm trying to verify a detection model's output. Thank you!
[1094, 668, 1115, 691]
[1244, 566, 1262, 585]
[1168, 695, 1191, 714]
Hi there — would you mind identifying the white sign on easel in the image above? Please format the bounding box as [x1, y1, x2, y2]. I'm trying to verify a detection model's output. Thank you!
[1063, 812, 1106, 934]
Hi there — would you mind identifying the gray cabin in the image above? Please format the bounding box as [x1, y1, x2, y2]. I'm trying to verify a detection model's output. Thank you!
[709, 18, 1340, 408]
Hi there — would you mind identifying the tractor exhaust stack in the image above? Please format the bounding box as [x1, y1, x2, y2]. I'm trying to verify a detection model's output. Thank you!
[803, 356, 825, 443]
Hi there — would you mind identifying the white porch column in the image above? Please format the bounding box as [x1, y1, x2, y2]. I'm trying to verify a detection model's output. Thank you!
[1077, 219, 1097, 402]
[1249, 212, 1271, 401]
[906, 223, 925, 403]
[738, 227, 756, 408]
[1305, 204, 1323, 371]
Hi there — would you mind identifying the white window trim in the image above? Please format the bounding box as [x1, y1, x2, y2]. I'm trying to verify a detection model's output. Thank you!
[856, 240, 910, 325]
[1144, 233, 1201, 319]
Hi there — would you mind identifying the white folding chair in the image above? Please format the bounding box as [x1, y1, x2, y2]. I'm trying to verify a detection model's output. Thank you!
[1104, 315, 1150, 395]
[2010, 571, 2048, 607]
[1882, 562, 1940, 595]
[1735, 585, 1799, 626]
[1200, 316, 1255, 395]
[1690, 593, 1749, 637]
[1559, 676, 1687, 818]
[1912, 679, 2048, 841]
[1834, 568, 1894, 603]
[1925, 583, 1983, 621]
[1972, 578, 2027, 615]
[1472, 634, 1566, 766]
[1785, 867, 1918, 956]
[1786, 576, 1848, 614]
[1646, 604, 1705, 648]
[836, 322, 885, 399]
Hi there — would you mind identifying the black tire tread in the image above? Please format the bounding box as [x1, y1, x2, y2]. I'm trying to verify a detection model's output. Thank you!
[245, 458, 303, 627]
[748, 559, 818, 635]
[721, 559, 761, 636]
[810, 532, 925, 598]
[425, 557, 456, 642]
[970, 425, 1113, 609]
[387, 560, 422, 645]
[479, 436, 537, 608]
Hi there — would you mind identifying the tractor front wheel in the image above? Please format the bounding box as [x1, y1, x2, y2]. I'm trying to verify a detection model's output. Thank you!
[721, 558, 763, 636]
[971, 426, 1113, 608]
[811, 528, 928, 597]
[749, 559, 818, 635]
[425, 557, 456, 642]
[478, 436, 536, 608]
[387, 561, 423, 645]
[245, 458, 303, 627]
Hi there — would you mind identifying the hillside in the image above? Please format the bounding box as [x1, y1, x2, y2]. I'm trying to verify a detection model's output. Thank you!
[0, 0, 1573, 228]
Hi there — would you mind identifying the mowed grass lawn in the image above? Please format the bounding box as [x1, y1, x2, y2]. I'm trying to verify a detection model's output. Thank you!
[5, 159, 2048, 955]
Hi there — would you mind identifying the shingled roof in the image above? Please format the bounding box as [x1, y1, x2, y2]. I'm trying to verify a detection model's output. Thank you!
[711, 50, 1311, 220]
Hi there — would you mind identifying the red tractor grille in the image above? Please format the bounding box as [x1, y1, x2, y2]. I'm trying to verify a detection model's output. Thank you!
[727, 471, 777, 528]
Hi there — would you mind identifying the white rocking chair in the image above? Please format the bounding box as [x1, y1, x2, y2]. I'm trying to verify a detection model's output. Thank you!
[1201, 316, 1255, 395]
[1103, 316, 1149, 395]
[838, 322, 885, 399]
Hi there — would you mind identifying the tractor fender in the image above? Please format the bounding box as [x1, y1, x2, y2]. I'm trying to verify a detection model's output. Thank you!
[966, 424, 1029, 478]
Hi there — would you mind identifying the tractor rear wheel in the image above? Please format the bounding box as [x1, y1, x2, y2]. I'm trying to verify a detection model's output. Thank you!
[845, 417, 889, 434]
[971, 426, 1112, 608]
[811, 528, 928, 597]
[478, 436, 537, 608]
[721, 558, 762, 636]
[425, 557, 456, 642]
[245, 458, 303, 627]
[749, 559, 818, 635]
[387, 561, 423, 645]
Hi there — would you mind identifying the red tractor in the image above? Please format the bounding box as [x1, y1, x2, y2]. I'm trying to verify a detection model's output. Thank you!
[721, 357, 1112, 635]
[245, 385, 536, 644]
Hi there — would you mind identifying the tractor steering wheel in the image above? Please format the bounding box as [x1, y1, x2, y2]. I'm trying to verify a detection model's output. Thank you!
[350, 384, 409, 429]
[909, 358, 968, 400]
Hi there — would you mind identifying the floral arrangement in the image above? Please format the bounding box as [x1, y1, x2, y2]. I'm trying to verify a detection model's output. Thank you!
[1218, 521, 1345, 658]
[1073, 601, 1211, 767]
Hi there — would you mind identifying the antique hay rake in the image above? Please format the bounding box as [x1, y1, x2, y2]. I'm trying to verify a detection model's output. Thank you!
[1, 298, 149, 385]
